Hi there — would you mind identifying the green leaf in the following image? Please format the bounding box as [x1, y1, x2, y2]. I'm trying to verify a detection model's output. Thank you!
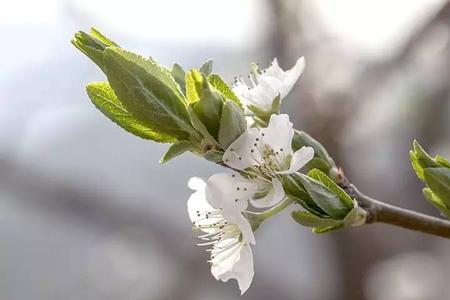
[218, 100, 246, 149]
[291, 210, 342, 227]
[294, 173, 351, 219]
[185, 69, 203, 103]
[71, 28, 119, 72]
[191, 76, 225, 139]
[436, 155, 450, 168]
[199, 59, 213, 76]
[89, 27, 119, 47]
[312, 224, 344, 234]
[86, 82, 176, 143]
[171, 63, 186, 93]
[305, 157, 332, 174]
[413, 140, 440, 169]
[343, 204, 366, 226]
[424, 167, 450, 206]
[160, 141, 197, 163]
[208, 74, 242, 109]
[72, 32, 106, 71]
[204, 149, 224, 162]
[186, 104, 219, 148]
[307, 169, 354, 209]
[410, 150, 425, 182]
[103, 47, 198, 141]
[423, 188, 450, 217]
[281, 174, 328, 217]
[292, 131, 335, 168]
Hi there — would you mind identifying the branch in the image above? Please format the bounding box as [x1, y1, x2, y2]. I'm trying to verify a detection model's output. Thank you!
[342, 183, 450, 239]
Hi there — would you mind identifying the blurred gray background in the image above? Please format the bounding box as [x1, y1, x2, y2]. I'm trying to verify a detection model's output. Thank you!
[1, 0, 450, 299]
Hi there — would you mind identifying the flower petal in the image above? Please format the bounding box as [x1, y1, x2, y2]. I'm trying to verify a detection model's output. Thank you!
[205, 173, 259, 213]
[188, 176, 206, 191]
[233, 213, 256, 244]
[223, 129, 263, 170]
[280, 56, 305, 98]
[277, 146, 314, 175]
[261, 114, 294, 157]
[187, 177, 220, 233]
[245, 76, 282, 111]
[211, 243, 254, 295]
[250, 178, 285, 208]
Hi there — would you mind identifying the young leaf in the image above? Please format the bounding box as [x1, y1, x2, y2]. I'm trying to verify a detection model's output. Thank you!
[292, 131, 335, 168]
[291, 210, 342, 227]
[305, 158, 332, 175]
[307, 169, 354, 209]
[294, 173, 351, 219]
[171, 63, 186, 93]
[424, 167, 450, 206]
[86, 82, 177, 142]
[423, 188, 450, 217]
[71, 29, 119, 72]
[185, 69, 203, 103]
[191, 76, 225, 139]
[436, 155, 450, 168]
[208, 74, 242, 109]
[103, 47, 198, 141]
[204, 149, 224, 162]
[281, 174, 328, 217]
[90, 27, 119, 47]
[410, 150, 425, 182]
[160, 141, 197, 163]
[199, 59, 213, 76]
[218, 100, 246, 149]
[413, 140, 440, 169]
[343, 203, 366, 226]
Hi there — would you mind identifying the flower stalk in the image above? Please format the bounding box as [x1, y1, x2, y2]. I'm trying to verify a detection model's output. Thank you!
[245, 197, 294, 231]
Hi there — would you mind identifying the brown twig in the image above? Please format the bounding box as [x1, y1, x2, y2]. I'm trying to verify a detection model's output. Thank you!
[342, 183, 450, 239]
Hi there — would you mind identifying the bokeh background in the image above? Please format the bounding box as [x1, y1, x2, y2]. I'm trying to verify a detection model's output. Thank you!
[1, 0, 450, 299]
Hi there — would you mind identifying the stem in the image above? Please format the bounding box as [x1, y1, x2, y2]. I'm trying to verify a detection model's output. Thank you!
[343, 184, 450, 239]
[257, 197, 294, 220]
[245, 198, 294, 231]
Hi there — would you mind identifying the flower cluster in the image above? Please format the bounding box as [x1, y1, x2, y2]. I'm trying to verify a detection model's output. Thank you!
[187, 60, 313, 294]
[73, 29, 365, 296]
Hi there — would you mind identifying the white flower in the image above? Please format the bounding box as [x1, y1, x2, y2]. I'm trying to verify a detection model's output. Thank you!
[223, 114, 314, 208]
[232, 57, 305, 112]
[187, 175, 256, 294]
